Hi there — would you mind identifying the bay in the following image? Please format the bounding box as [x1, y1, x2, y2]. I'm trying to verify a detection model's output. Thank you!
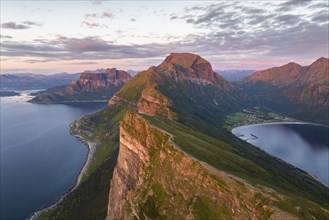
[232, 123, 329, 185]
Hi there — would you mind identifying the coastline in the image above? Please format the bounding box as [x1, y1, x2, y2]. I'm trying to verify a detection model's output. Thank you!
[73, 127, 97, 186]
[231, 121, 329, 134]
[231, 121, 329, 187]
[29, 120, 95, 220]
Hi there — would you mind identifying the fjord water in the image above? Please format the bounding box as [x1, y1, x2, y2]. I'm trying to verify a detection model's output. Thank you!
[0, 93, 106, 220]
[232, 123, 329, 185]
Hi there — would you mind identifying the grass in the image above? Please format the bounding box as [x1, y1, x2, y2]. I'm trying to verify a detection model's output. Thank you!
[144, 114, 329, 218]
[76, 106, 127, 182]
[116, 69, 159, 102]
[37, 68, 329, 219]
[192, 196, 231, 220]
[121, 112, 296, 219]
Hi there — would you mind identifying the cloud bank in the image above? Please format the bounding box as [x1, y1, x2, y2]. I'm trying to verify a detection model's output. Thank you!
[1, 0, 328, 72]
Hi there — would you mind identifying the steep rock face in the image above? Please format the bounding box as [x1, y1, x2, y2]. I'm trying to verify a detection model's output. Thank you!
[106, 115, 148, 219]
[106, 112, 296, 220]
[137, 89, 173, 119]
[67, 68, 131, 93]
[298, 57, 329, 83]
[284, 83, 329, 107]
[284, 57, 329, 108]
[106, 112, 151, 219]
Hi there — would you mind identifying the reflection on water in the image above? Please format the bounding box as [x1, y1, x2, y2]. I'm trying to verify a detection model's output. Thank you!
[1, 94, 106, 220]
[232, 123, 329, 185]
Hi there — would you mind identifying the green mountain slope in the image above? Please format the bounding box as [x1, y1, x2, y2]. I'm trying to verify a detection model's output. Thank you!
[37, 53, 329, 220]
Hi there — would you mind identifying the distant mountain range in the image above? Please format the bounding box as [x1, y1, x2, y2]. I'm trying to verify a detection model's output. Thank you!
[127, 70, 140, 76]
[216, 69, 255, 82]
[28, 56, 328, 123]
[40, 53, 329, 219]
[0, 68, 253, 93]
[0, 73, 80, 90]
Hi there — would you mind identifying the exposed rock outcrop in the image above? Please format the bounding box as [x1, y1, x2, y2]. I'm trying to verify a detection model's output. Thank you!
[106, 111, 297, 220]
[137, 89, 173, 119]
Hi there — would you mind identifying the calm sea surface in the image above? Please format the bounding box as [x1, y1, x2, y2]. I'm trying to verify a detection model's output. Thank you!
[232, 123, 329, 185]
[0, 92, 106, 220]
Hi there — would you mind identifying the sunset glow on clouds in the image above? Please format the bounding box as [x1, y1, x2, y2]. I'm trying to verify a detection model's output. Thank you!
[1, 0, 328, 74]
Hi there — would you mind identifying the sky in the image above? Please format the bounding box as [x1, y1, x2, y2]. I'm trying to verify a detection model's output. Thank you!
[1, 0, 328, 74]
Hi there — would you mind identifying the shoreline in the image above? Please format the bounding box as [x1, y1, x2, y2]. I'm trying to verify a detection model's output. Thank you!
[231, 121, 329, 134]
[231, 121, 329, 187]
[73, 128, 97, 185]
[29, 120, 95, 220]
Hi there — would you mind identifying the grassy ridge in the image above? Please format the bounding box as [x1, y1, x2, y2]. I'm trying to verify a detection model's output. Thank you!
[145, 115, 329, 218]
[120, 112, 275, 219]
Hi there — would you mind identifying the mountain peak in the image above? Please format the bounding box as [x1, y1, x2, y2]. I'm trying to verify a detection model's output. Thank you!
[158, 53, 209, 69]
[155, 52, 223, 85]
[243, 61, 302, 87]
[300, 57, 329, 84]
[311, 57, 329, 70]
[110, 53, 238, 121]
[285, 62, 301, 67]
[315, 57, 329, 62]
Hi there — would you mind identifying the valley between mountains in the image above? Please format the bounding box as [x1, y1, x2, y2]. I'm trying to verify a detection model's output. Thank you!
[34, 53, 329, 220]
